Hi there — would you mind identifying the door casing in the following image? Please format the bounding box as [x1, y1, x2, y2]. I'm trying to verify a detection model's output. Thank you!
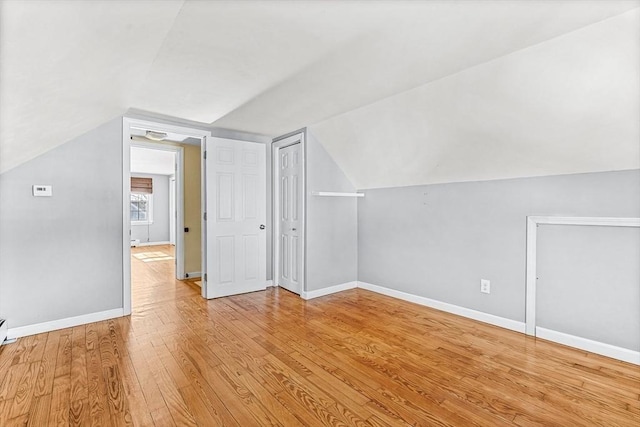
[122, 117, 211, 313]
[272, 130, 306, 295]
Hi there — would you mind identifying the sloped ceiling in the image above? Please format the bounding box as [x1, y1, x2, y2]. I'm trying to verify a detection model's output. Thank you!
[1, 0, 638, 183]
[311, 8, 640, 189]
[0, 0, 185, 173]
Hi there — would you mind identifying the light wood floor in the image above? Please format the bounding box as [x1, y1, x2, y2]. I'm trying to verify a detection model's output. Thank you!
[0, 246, 638, 426]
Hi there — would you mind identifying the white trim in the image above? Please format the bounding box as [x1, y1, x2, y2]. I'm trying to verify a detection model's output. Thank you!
[311, 191, 364, 198]
[122, 121, 131, 315]
[536, 327, 640, 365]
[0, 320, 7, 344]
[124, 117, 211, 311]
[7, 309, 124, 340]
[358, 281, 526, 333]
[272, 131, 306, 296]
[266, 280, 274, 287]
[525, 216, 640, 336]
[135, 241, 172, 247]
[527, 216, 640, 227]
[301, 281, 358, 300]
[185, 271, 201, 279]
[126, 118, 211, 140]
[525, 216, 538, 335]
[201, 137, 207, 298]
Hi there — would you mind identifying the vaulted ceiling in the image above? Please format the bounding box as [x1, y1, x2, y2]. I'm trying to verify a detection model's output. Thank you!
[1, 0, 638, 186]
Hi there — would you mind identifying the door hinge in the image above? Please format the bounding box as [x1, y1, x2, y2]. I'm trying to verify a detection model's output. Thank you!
[204, 273, 207, 282]
[203, 212, 207, 221]
[203, 151, 207, 159]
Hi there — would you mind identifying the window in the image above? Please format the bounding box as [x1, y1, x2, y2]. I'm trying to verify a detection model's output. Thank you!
[131, 176, 153, 224]
[131, 193, 153, 224]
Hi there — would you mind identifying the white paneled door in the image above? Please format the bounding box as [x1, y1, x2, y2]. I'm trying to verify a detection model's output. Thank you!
[205, 137, 266, 298]
[278, 143, 302, 294]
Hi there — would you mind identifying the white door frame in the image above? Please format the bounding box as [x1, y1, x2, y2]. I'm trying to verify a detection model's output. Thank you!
[272, 131, 306, 295]
[169, 175, 176, 245]
[122, 117, 211, 314]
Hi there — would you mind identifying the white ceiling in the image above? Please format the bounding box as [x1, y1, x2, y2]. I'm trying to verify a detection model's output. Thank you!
[130, 147, 176, 176]
[311, 8, 640, 189]
[1, 0, 638, 186]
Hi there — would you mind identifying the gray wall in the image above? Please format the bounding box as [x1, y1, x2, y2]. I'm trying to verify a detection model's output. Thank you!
[130, 173, 170, 243]
[358, 170, 640, 323]
[0, 118, 123, 328]
[305, 130, 358, 291]
[537, 224, 639, 351]
[0, 111, 273, 332]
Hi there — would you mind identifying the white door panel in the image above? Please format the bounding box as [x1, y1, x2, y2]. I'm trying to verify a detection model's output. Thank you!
[278, 143, 302, 294]
[205, 137, 266, 298]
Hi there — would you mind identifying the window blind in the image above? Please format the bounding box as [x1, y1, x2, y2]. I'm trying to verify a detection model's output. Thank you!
[131, 177, 153, 194]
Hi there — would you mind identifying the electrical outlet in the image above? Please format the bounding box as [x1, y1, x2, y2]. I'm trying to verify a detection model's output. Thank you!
[480, 279, 490, 294]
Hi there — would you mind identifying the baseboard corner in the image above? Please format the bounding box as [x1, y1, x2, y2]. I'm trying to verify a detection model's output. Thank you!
[301, 281, 358, 300]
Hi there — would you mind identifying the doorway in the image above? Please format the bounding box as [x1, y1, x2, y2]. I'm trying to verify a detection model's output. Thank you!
[272, 131, 306, 295]
[122, 118, 210, 314]
[130, 146, 177, 248]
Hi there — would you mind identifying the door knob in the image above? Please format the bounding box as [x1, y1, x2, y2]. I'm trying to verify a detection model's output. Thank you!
[259, 224, 265, 230]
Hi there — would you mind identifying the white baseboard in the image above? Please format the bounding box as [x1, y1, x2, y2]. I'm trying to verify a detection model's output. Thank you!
[301, 281, 358, 300]
[0, 319, 7, 344]
[266, 280, 274, 287]
[136, 241, 172, 247]
[7, 308, 125, 340]
[357, 281, 526, 333]
[536, 327, 640, 365]
[185, 271, 201, 279]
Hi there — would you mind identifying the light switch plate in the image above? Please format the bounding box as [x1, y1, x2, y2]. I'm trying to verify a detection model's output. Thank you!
[32, 185, 52, 197]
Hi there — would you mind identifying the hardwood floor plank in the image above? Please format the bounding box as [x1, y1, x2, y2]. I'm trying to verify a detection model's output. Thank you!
[0, 341, 20, 375]
[26, 393, 52, 427]
[48, 373, 70, 426]
[7, 361, 40, 419]
[85, 322, 110, 427]
[0, 361, 30, 402]
[9, 335, 35, 366]
[136, 339, 197, 427]
[70, 325, 89, 403]
[114, 342, 154, 427]
[178, 385, 233, 427]
[127, 348, 167, 414]
[69, 398, 90, 427]
[33, 329, 62, 397]
[149, 406, 176, 427]
[161, 334, 240, 426]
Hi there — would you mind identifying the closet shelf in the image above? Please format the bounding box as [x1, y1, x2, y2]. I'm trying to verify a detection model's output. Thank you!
[311, 191, 364, 198]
